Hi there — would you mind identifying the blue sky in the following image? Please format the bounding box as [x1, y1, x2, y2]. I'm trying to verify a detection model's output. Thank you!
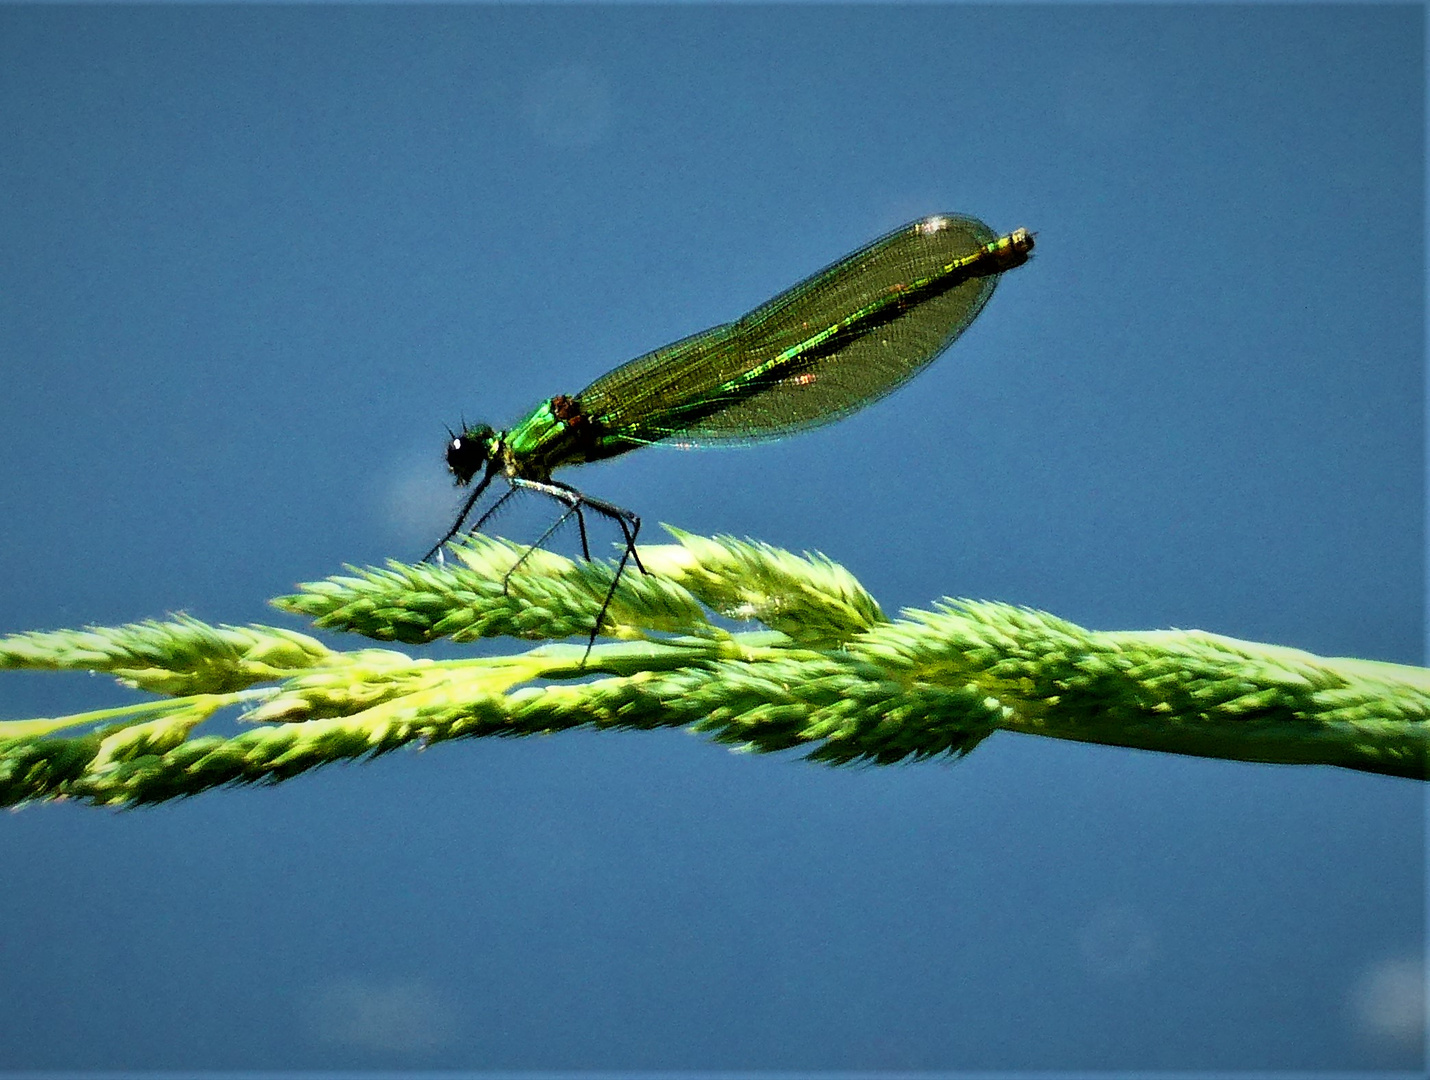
[0, 4, 1423, 1073]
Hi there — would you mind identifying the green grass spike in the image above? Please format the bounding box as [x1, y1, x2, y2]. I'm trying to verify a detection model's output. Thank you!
[1, 529, 1425, 807]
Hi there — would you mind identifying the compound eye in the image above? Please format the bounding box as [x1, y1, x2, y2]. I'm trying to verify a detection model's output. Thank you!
[445, 432, 489, 484]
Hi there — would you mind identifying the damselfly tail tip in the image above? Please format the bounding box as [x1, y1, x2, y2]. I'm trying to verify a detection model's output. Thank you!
[990, 226, 1035, 272]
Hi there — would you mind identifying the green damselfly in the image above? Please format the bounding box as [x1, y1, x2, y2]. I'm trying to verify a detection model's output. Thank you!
[426, 213, 1034, 647]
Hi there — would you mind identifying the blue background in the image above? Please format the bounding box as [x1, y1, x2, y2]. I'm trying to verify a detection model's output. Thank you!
[0, 3, 1424, 1074]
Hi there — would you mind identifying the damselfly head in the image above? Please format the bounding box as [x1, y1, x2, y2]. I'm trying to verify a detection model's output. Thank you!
[446, 424, 496, 485]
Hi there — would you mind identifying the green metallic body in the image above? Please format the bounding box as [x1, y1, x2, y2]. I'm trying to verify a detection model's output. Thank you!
[477, 213, 1033, 487]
